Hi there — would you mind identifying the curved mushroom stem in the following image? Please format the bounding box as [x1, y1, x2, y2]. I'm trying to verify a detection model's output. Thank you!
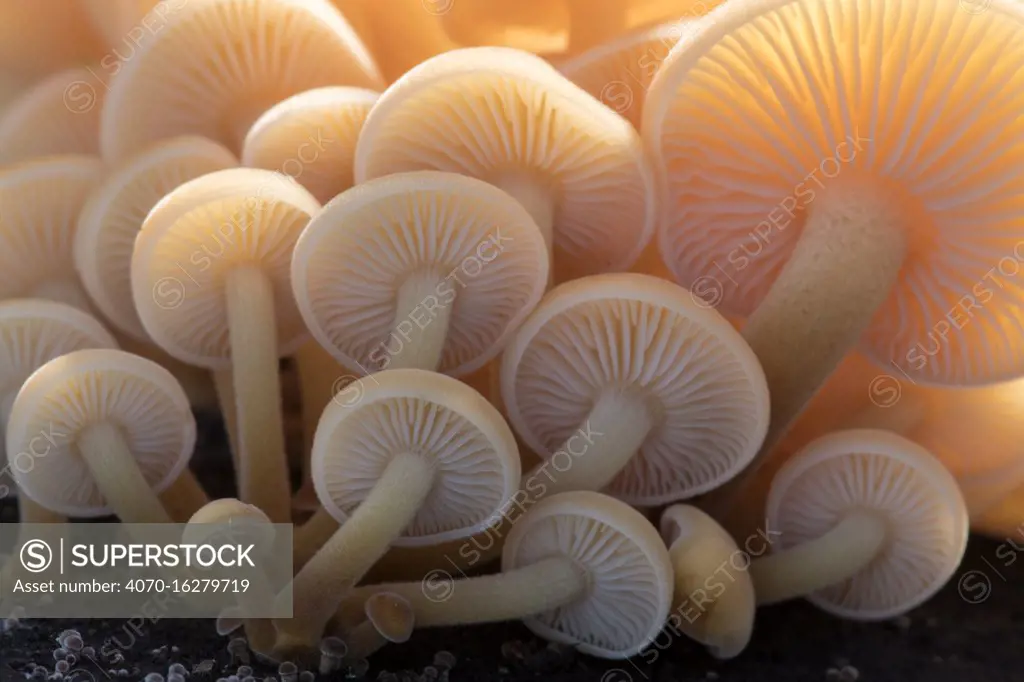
[294, 341, 343, 512]
[272, 452, 435, 654]
[78, 420, 173, 523]
[158, 469, 210, 522]
[333, 556, 586, 627]
[293, 508, 340, 570]
[494, 171, 554, 286]
[567, 0, 628, 52]
[31, 278, 93, 313]
[749, 507, 888, 605]
[212, 369, 241, 476]
[382, 270, 453, 371]
[225, 266, 291, 524]
[520, 388, 654, 501]
[709, 184, 906, 520]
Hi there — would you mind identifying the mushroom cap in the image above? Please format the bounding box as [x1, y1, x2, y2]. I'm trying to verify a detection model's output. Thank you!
[364, 592, 415, 644]
[0, 155, 104, 310]
[766, 429, 969, 620]
[559, 21, 686, 130]
[74, 135, 238, 342]
[183, 498, 276, 551]
[659, 504, 755, 659]
[0, 66, 104, 163]
[644, 0, 1024, 386]
[291, 171, 548, 377]
[502, 490, 673, 659]
[312, 368, 521, 547]
[131, 167, 322, 369]
[500, 273, 770, 505]
[241, 86, 379, 204]
[99, 0, 384, 160]
[7, 348, 197, 518]
[353, 46, 657, 281]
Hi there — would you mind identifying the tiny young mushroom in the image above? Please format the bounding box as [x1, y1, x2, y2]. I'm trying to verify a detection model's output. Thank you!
[659, 504, 755, 660]
[0, 65, 104, 163]
[502, 273, 770, 506]
[7, 349, 199, 524]
[98, 0, 383, 161]
[73, 135, 239, 416]
[336, 592, 415, 663]
[644, 0, 1024, 516]
[751, 429, 969, 619]
[354, 46, 657, 284]
[276, 367, 521, 653]
[131, 168, 322, 524]
[291, 170, 548, 377]
[331, 490, 675, 659]
[0, 155, 103, 312]
[240, 84, 379, 509]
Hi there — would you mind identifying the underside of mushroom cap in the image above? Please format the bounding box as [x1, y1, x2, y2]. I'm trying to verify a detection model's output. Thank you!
[75, 135, 239, 342]
[7, 348, 196, 517]
[766, 429, 969, 620]
[0, 66, 105, 163]
[502, 490, 673, 659]
[241, 86, 379, 204]
[354, 46, 656, 280]
[132, 167, 321, 368]
[644, 0, 1024, 386]
[0, 155, 103, 308]
[501, 272, 770, 505]
[291, 171, 549, 377]
[312, 368, 521, 546]
[99, 0, 384, 160]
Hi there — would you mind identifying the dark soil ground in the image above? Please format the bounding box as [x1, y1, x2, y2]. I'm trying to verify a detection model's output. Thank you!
[3, 410, 1023, 682]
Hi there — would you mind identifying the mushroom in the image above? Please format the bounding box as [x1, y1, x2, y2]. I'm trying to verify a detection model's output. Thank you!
[643, 0, 1024, 507]
[438, 1, 565, 54]
[331, 490, 674, 660]
[337, 592, 415, 662]
[502, 272, 770, 506]
[0, 66, 104, 163]
[131, 168, 321, 523]
[7, 349, 197, 524]
[240, 85, 379, 506]
[291, 171, 548, 379]
[751, 429, 969, 619]
[241, 86, 379, 204]
[659, 504, 755, 660]
[353, 46, 657, 284]
[0, 155, 103, 312]
[276, 368, 521, 653]
[357, 0, 458, 82]
[98, 0, 383, 161]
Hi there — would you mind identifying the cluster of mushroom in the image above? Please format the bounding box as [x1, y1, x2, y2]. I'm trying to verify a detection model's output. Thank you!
[0, 0, 1018, 669]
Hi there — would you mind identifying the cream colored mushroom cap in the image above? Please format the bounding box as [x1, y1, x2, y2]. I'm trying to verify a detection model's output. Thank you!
[7, 348, 196, 517]
[502, 490, 673, 659]
[241, 86, 379, 204]
[99, 0, 384, 160]
[291, 171, 548, 377]
[353, 46, 656, 280]
[183, 498, 275, 550]
[766, 429, 969, 620]
[312, 368, 521, 547]
[131, 167, 321, 369]
[500, 273, 770, 505]
[74, 135, 238, 342]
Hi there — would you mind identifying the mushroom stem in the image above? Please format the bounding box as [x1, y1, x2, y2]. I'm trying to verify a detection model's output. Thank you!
[338, 620, 391, 661]
[212, 369, 241, 475]
[158, 469, 210, 522]
[294, 341, 342, 511]
[714, 185, 906, 511]
[77, 420, 173, 523]
[383, 270, 453, 371]
[30, 277, 93, 312]
[273, 452, 434, 651]
[567, 0, 628, 52]
[750, 507, 888, 605]
[335, 556, 586, 627]
[366, 0, 456, 81]
[494, 171, 554, 284]
[225, 265, 291, 524]
[293, 507, 340, 569]
[520, 388, 653, 499]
